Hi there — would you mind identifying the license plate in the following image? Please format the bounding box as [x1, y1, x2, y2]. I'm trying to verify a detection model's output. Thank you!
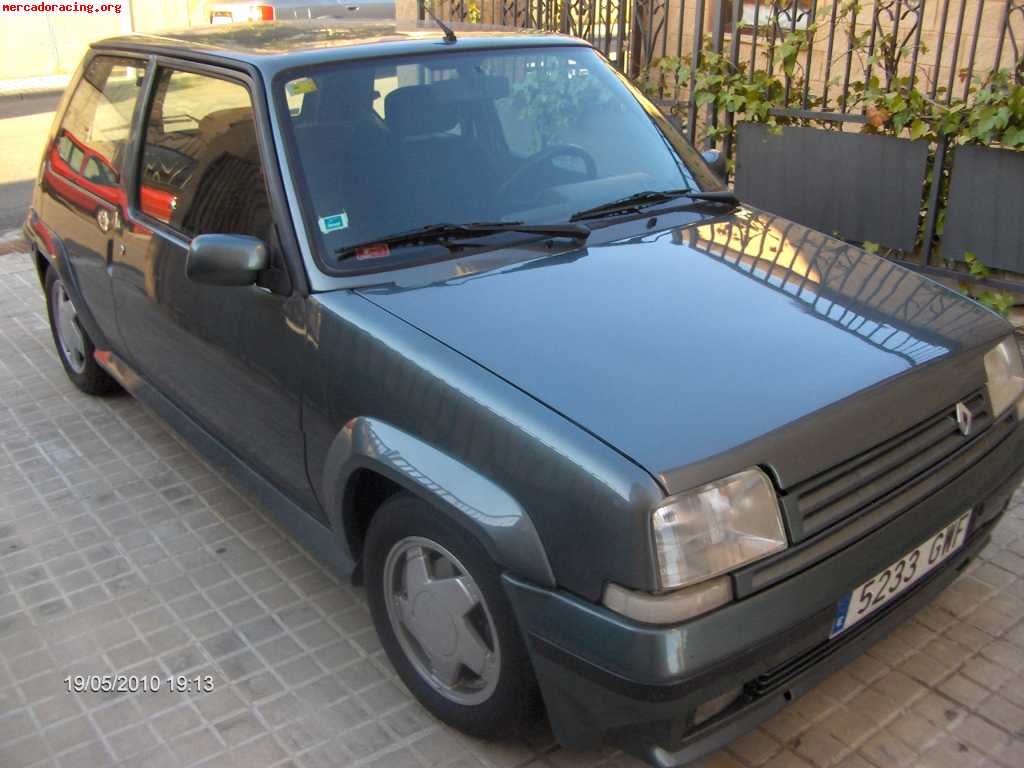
[830, 510, 972, 638]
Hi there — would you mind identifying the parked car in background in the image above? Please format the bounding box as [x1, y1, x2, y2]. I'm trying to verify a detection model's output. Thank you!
[42, 130, 176, 233]
[26, 20, 1024, 767]
[205, 0, 394, 24]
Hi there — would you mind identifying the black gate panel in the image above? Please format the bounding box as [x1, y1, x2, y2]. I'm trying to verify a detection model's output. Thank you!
[942, 145, 1024, 274]
[733, 123, 929, 252]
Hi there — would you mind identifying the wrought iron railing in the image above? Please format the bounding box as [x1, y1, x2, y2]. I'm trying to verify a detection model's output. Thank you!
[421, 1, 1024, 137]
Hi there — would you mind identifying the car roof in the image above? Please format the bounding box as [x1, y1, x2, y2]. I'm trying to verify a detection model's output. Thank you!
[93, 20, 589, 73]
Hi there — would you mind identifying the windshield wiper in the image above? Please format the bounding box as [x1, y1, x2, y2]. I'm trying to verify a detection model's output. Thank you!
[570, 188, 739, 221]
[335, 221, 590, 260]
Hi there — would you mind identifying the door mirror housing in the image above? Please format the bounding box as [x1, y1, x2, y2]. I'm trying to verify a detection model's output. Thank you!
[187, 234, 268, 286]
[702, 148, 727, 179]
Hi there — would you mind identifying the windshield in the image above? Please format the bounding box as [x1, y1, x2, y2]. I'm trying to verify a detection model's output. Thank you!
[277, 45, 715, 272]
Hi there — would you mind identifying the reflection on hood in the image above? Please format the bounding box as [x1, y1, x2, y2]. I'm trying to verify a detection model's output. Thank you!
[676, 210, 963, 366]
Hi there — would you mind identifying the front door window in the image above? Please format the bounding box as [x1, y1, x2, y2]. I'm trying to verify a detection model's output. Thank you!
[138, 68, 272, 240]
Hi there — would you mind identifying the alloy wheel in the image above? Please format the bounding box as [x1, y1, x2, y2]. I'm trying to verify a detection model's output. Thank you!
[383, 536, 501, 705]
[52, 279, 87, 374]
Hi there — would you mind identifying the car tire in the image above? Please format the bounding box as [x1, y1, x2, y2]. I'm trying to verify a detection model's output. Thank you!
[44, 267, 120, 396]
[364, 493, 542, 739]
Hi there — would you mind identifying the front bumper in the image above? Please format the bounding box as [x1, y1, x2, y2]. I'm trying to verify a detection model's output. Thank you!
[504, 420, 1024, 767]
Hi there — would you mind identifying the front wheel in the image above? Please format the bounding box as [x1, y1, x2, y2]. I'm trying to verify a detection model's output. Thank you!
[364, 493, 542, 738]
[44, 268, 119, 395]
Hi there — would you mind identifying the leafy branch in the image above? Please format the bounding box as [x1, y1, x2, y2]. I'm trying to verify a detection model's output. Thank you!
[960, 253, 1016, 317]
[644, 2, 1024, 151]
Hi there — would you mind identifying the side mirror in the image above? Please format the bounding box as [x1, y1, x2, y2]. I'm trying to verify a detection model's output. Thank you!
[186, 234, 268, 287]
[702, 148, 728, 179]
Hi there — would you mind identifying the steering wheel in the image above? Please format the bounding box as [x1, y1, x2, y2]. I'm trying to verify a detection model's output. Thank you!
[497, 144, 598, 202]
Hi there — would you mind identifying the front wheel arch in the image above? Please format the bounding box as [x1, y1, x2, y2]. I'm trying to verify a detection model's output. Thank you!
[342, 467, 402, 583]
[324, 417, 556, 589]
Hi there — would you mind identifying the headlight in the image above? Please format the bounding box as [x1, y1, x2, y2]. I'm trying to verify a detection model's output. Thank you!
[652, 468, 787, 590]
[984, 337, 1024, 419]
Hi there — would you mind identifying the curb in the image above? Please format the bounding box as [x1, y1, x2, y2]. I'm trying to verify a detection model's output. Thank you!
[0, 76, 70, 100]
[0, 88, 66, 101]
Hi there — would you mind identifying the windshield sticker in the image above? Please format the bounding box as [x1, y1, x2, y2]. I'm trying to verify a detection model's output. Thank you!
[318, 212, 349, 234]
[356, 244, 390, 260]
[286, 77, 318, 96]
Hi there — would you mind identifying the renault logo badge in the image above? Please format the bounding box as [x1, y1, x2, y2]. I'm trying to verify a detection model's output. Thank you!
[955, 402, 973, 437]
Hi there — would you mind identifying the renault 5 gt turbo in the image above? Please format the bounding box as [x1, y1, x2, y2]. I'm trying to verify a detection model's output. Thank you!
[25, 19, 1024, 766]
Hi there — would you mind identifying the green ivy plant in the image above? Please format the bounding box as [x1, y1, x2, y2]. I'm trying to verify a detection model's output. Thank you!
[650, 47, 792, 145]
[949, 70, 1024, 148]
[960, 253, 1016, 317]
[643, 6, 834, 138]
[510, 59, 611, 152]
[857, 70, 1024, 148]
[645, 2, 1024, 150]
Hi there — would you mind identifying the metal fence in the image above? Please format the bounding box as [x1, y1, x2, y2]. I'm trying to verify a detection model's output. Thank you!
[422, 0, 656, 75]
[425, 1, 1024, 137]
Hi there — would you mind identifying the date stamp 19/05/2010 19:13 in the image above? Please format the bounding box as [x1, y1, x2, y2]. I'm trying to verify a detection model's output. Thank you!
[64, 674, 215, 694]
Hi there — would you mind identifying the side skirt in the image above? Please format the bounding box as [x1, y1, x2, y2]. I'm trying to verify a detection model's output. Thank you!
[95, 349, 354, 577]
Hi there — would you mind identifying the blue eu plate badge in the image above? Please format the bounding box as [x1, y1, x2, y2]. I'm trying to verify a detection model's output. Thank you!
[318, 212, 349, 234]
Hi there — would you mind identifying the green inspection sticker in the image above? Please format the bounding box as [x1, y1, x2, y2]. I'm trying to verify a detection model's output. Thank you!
[286, 77, 318, 96]
[318, 212, 349, 233]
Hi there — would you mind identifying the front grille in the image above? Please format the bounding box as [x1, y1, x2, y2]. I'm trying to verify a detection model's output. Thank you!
[786, 391, 994, 540]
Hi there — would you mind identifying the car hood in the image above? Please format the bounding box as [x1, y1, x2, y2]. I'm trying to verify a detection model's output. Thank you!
[355, 208, 1009, 491]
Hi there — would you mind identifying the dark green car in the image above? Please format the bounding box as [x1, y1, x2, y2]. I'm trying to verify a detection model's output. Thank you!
[26, 19, 1024, 767]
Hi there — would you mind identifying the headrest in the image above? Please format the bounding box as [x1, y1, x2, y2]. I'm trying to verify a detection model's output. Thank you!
[385, 76, 510, 138]
[197, 107, 254, 139]
[318, 70, 378, 124]
[385, 85, 457, 137]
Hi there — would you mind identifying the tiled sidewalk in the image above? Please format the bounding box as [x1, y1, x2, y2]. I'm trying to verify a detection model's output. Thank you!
[0, 246, 1022, 768]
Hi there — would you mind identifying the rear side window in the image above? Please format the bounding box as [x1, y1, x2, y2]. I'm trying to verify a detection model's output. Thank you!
[83, 156, 117, 187]
[56, 134, 73, 162]
[138, 68, 272, 239]
[68, 144, 85, 173]
[56, 55, 145, 181]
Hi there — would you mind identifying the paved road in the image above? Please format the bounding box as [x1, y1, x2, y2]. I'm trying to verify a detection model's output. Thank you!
[0, 92, 62, 232]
